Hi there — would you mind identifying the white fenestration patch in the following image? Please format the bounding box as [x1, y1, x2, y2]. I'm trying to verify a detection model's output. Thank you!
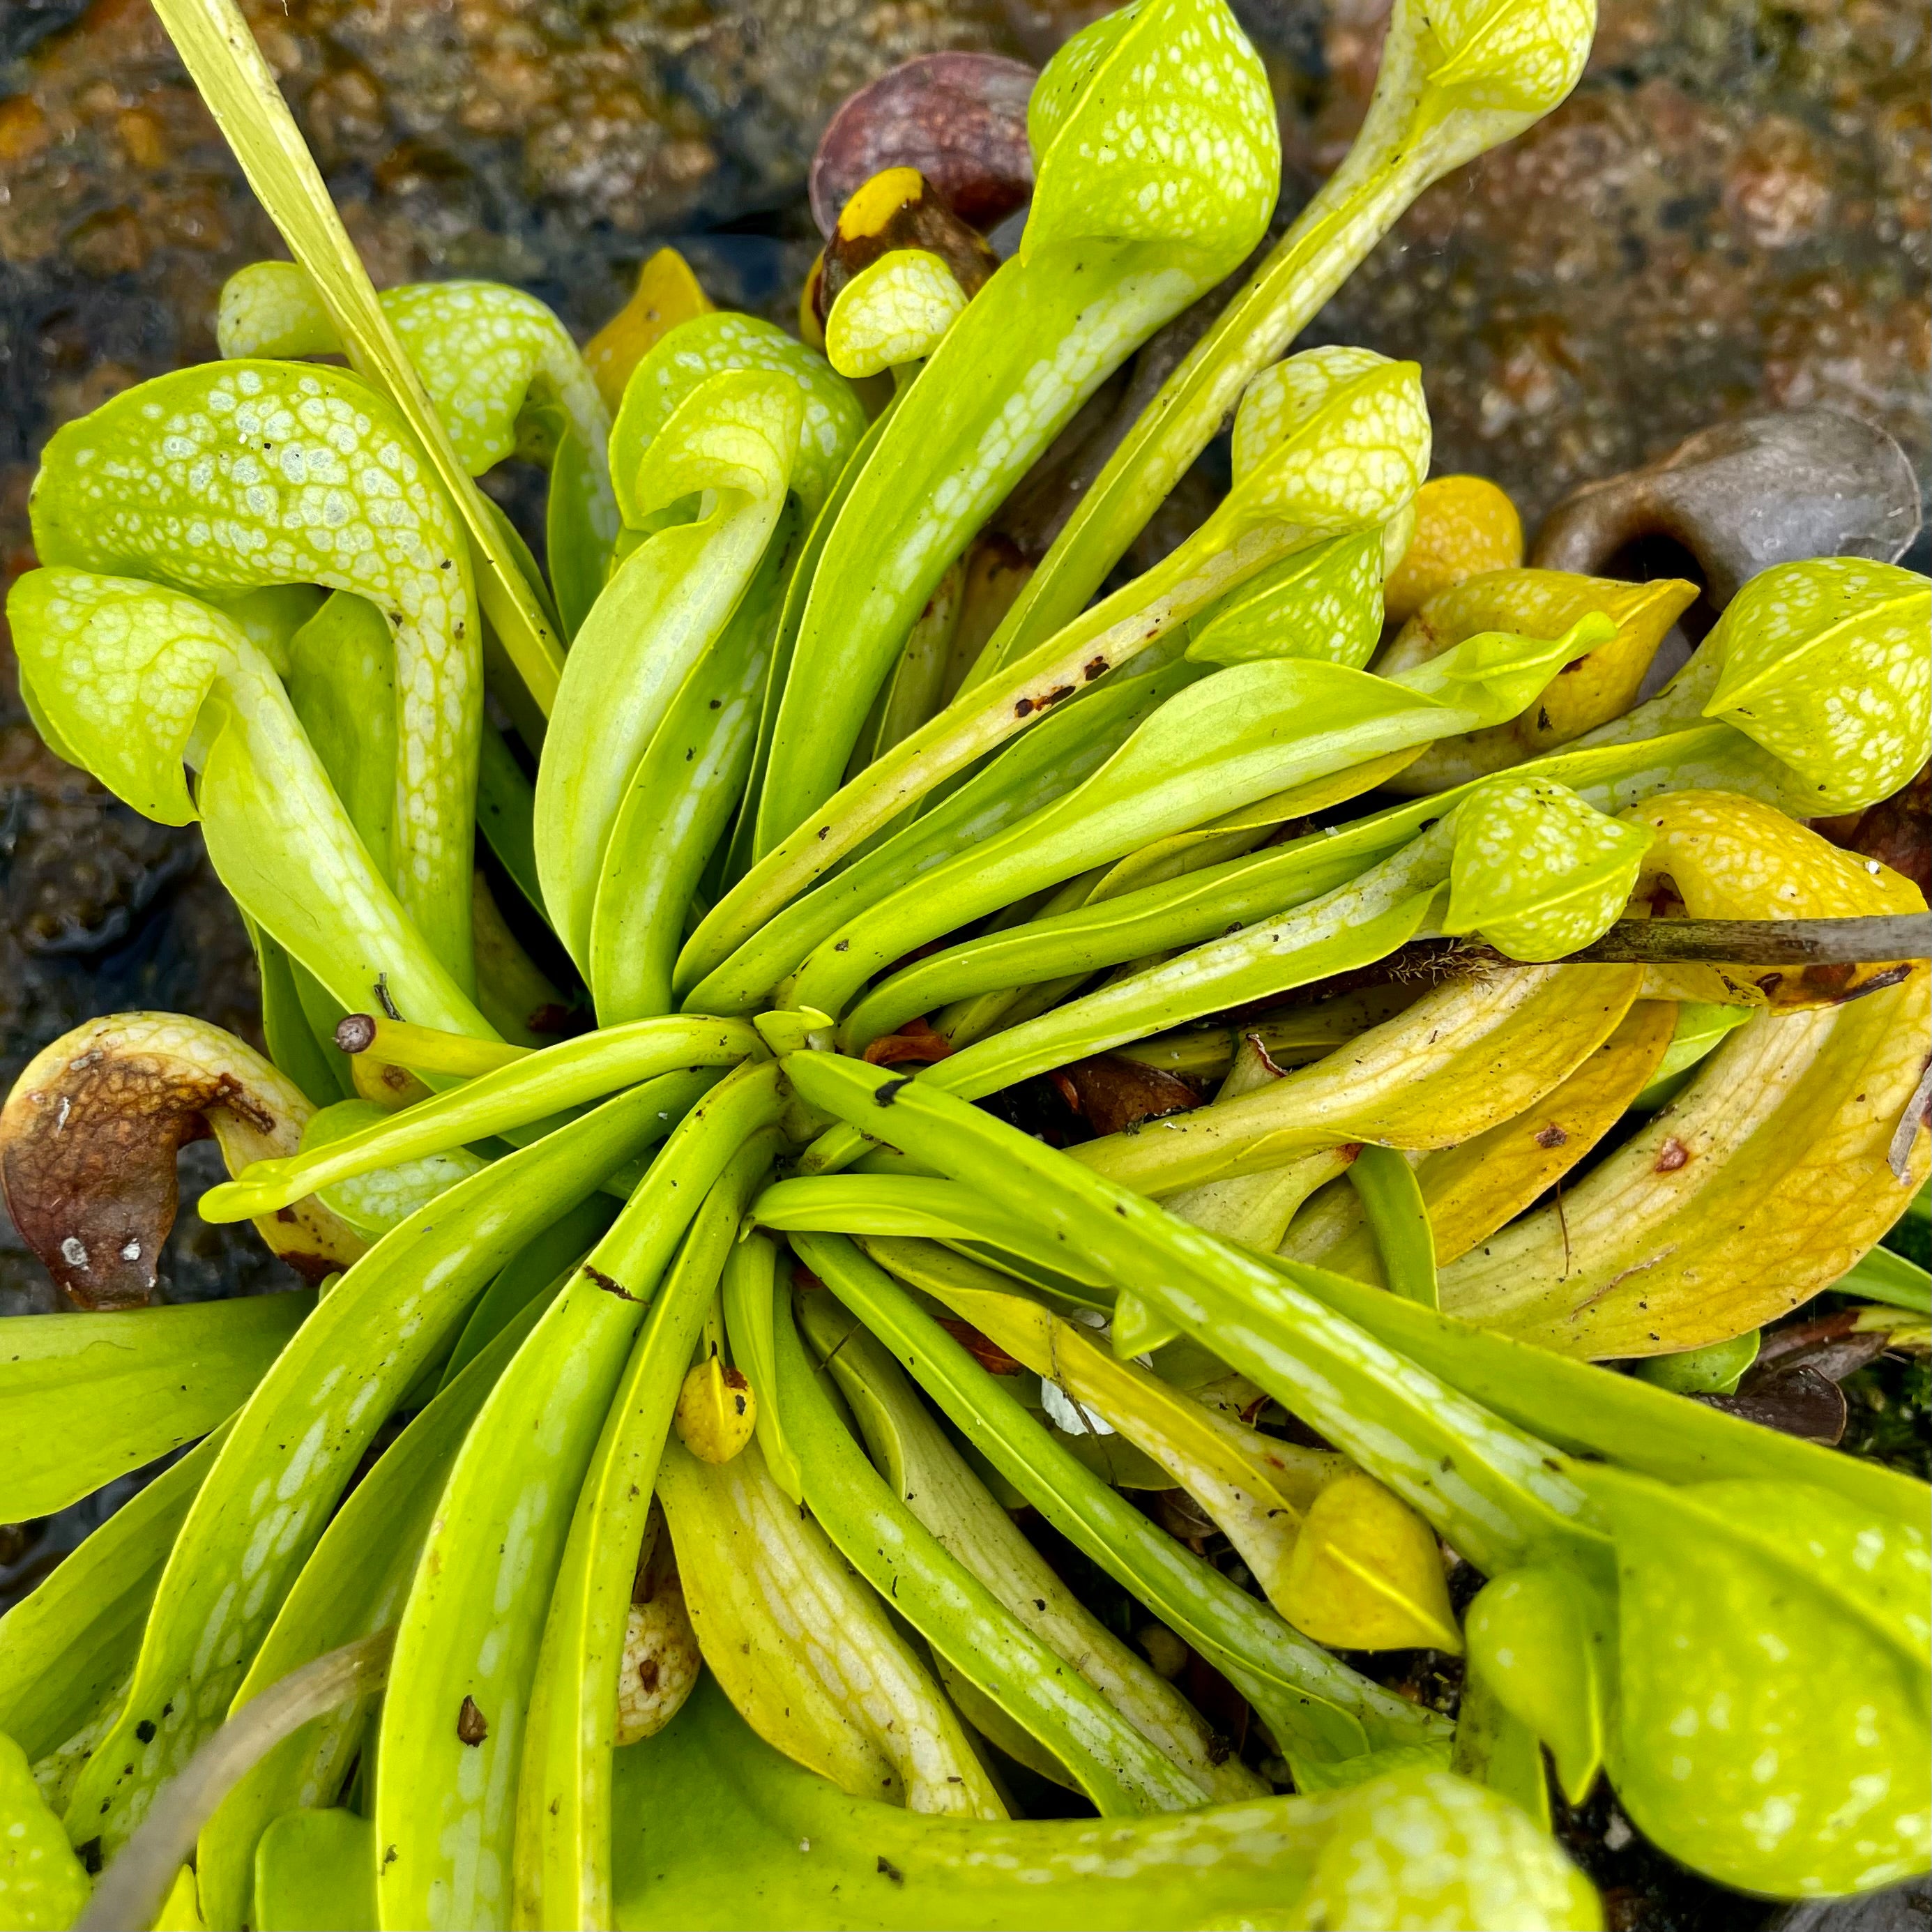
[32, 360, 480, 957]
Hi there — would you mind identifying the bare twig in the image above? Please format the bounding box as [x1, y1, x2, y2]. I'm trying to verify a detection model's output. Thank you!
[1357, 915, 1929, 978]
[1888, 1058, 1932, 1183]
[75, 1629, 394, 1932]
[1565, 913, 1932, 966]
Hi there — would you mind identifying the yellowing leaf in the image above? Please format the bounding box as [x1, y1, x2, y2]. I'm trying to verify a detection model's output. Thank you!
[1629, 788, 1924, 923]
[1082, 963, 1644, 1196]
[1278, 1470, 1461, 1653]
[154, 1862, 207, 1930]
[1307, 1002, 1675, 1284]
[1633, 962, 1764, 1005]
[1445, 966, 1929, 1355]
[585, 248, 713, 413]
[657, 1436, 999, 1815]
[615, 1579, 701, 1747]
[868, 1237, 1343, 1618]
[1383, 474, 1524, 623]
[1168, 1146, 1360, 1259]
[674, 1357, 757, 1465]
[1440, 796, 1930, 1355]
[1384, 568, 1698, 791]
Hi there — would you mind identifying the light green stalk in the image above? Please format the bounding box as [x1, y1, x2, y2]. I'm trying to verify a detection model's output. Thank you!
[784, 1058, 1602, 1582]
[972, 0, 1599, 683]
[796, 616, 1612, 1026]
[802, 779, 1648, 1190]
[193, 1257, 571, 1931]
[199, 1016, 761, 1222]
[536, 370, 799, 966]
[512, 1131, 781, 1932]
[685, 660, 1187, 1014]
[755, 0, 1281, 851]
[786, 1053, 1931, 1899]
[61, 1083, 678, 1857]
[796, 1285, 1265, 1804]
[28, 362, 485, 984]
[536, 314, 864, 968]
[786, 1229, 1447, 1772]
[685, 344, 1431, 993]
[588, 508, 796, 1024]
[375, 1064, 784, 1932]
[774, 1288, 1208, 1816]
[9, 568, 493, 1037]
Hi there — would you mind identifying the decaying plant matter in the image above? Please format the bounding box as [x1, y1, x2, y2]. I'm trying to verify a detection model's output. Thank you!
[0, 0, 1927, 1928]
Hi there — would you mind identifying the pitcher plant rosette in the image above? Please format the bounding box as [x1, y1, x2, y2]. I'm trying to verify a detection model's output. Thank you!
[1, 0, 1928, 1927]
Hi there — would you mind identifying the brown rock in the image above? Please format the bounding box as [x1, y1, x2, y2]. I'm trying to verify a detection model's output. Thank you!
[1724, 114, 1832, 250]
[65, 206, 148, 277]
[0, 98, 54, 167]
[1532, 410, 1921, 607]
